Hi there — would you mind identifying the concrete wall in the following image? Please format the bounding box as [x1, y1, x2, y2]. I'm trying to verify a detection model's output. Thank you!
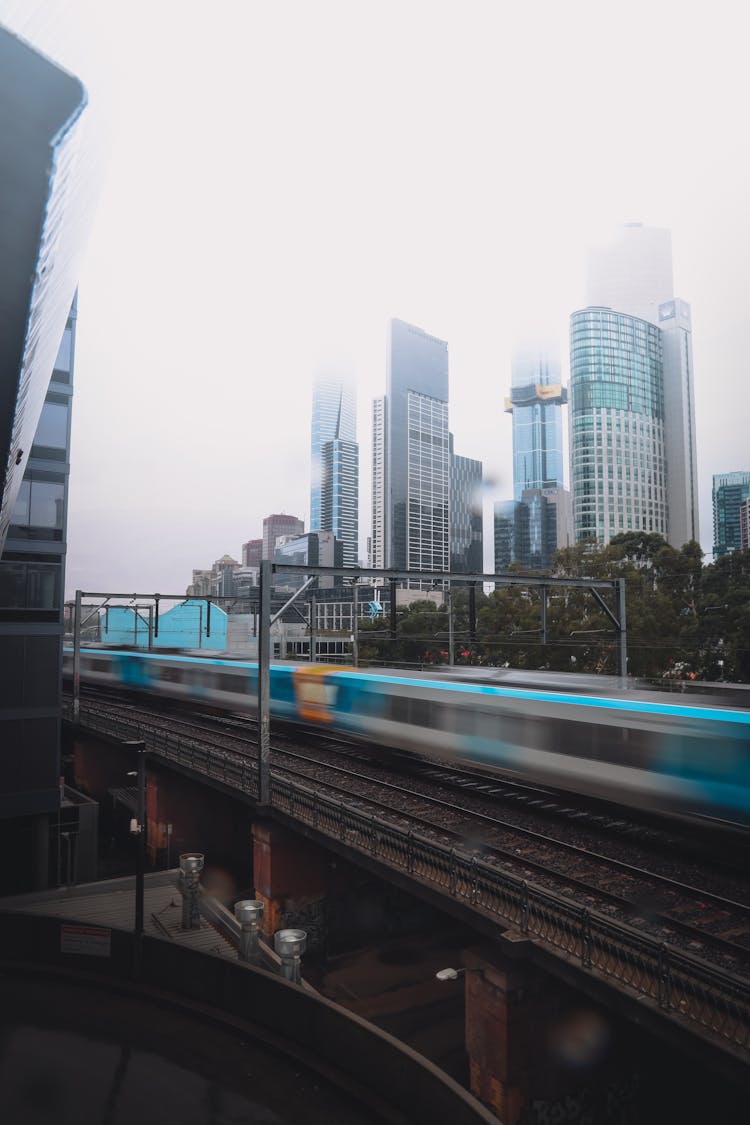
[0, 909, 496, 1125]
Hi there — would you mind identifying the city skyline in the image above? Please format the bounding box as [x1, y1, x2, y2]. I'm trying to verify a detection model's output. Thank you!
[1, 2, 746, 595]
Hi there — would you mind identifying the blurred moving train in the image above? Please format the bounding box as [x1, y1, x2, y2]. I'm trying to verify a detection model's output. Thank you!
[63, 646, 750, 830]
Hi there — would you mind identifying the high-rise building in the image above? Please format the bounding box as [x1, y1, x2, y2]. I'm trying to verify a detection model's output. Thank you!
[658, 299, 699, 546]
[740, 497, 750, 551]
[380, 319, 450, 577]
[570, 308, 666, 545]
[310, 377, 356, 529]
[370, 396, 387, 572]
[321, 436, 358, 567]
[210, 554, 240, 597]
[274, 531, 342, 590]
[506, 348, 567, 501]
[494, 500, 528, 571]
[538, 487, 573, 558]
[450, 435, 483, 574]
[586, 223, 673, 326]
[579, 224, 699, 548]
[0, 23, 96, 891]
[498, 345, 570, 571]
[242, 538, 263, 568]
[712, 471, 750, 558]
[493, 488, 571, 575]
[262, 513, 304, 560]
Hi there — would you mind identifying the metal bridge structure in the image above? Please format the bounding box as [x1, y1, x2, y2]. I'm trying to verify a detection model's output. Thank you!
[63, 565, 750, 1084]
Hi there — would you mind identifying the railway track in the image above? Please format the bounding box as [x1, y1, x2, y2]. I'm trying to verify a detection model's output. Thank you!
[71, 692, 750, 978]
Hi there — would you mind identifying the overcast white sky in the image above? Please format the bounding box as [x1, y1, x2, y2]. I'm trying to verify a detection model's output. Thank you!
[3, 1, 748, 595]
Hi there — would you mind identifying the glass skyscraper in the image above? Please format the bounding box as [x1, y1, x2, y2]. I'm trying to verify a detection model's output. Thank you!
[495, 346, 569, 573]
[450, 435, 483, 574]
[570, 308, 666, 545]
[321, 437, 359, 566]
[310, 378, 356, 529]
[310, 377, 357, 566]
[0, 22, 98, 890]
[582, 224, 699, 548]
[712, 471, 750, 558]
[506, 349, 566, 501]
[494, 500, 528, 571]
[381, 319, 450, 576]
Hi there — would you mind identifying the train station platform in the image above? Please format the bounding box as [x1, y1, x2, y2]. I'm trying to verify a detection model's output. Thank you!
[0, 872, 496, 1125]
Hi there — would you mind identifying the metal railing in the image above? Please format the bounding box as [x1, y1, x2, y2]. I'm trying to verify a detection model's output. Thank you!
[65, 699, 750, 1055]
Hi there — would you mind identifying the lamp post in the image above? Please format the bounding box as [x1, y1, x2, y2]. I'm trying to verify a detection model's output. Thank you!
[435, 966, 485, 982]
[351, 579, 359, 667]
[125, 739, 147, 976]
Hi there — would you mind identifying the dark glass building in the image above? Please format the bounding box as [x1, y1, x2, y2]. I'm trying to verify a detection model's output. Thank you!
[274, 531, 342, 590]
[450, 435, 483, 574]
[493, 500, 528, 571]
[0, 25, 94, 890]
[712, 471, 750, 558]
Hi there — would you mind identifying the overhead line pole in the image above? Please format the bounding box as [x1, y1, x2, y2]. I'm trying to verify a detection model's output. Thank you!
[541, 586, 547, 647]
[352, 580, 359, 667]
[73, 589, 81, 724]
[258, 560, 272, 807]
[618, 577, 628, 687]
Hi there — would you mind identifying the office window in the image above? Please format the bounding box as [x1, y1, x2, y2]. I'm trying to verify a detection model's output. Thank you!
[0, 558, 61, 614]
[32, 401, 68, 459]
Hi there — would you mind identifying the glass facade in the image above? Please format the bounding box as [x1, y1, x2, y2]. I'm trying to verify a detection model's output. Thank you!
[500, 348, 567, 571]
[321, 438, 359, 566]
[712, 471, 750, 558]
[494, 500, 528, 571]
[0, 28, 90, 555]
[274, 532, 342, 590]
[507, 350, 566, 501]
[385, 319, 449, 575]
[2, 301, 75, 618]
[492, 490, 562, 573]
[570, 308, 666, 546]
[310, 378, 356, 533]
[450, 441, 483, 574]
[0, 297, 76, 836]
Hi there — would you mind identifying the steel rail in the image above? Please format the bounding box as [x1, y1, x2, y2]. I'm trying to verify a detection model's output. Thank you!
[64, 697, 750, 1056]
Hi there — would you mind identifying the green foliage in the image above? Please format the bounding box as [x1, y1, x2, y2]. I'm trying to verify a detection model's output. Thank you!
[353, 547, 750, 682]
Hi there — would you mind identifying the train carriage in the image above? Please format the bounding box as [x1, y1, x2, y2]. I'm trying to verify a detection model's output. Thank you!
[63, 647, 750, 830]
